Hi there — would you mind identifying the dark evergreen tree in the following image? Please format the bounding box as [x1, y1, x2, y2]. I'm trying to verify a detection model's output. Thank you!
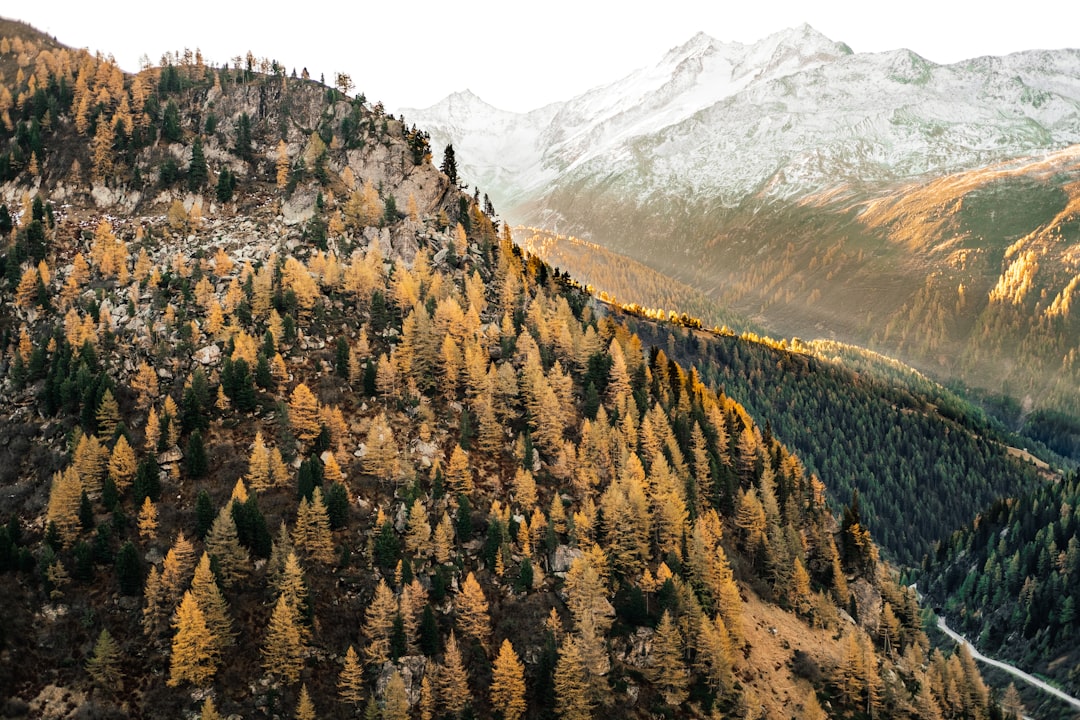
[115, 541, 142, 595]
[186, 430, 208, 478]
[440, 144, 458, 186]
[188, 136, 208, 190]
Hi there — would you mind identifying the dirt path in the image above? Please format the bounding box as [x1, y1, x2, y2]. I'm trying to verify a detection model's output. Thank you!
[936, 616, 1080, 714]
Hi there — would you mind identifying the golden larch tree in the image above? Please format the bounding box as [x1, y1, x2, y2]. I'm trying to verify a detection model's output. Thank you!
[205, 505, 250, 586]
[168, 591, 218, 687]
[108, 435, 137, 492]
[648, 610, 689, 707]
[456, 571, 490, 645]
[361, 578, 397, 667]
[490, 639, 527, 720]
[262, 593, 306, 683]
[383, 671, 409, 720]
[338, 645, 364, 707]
[137, 496, 158, 542]
[288, 383, 322, 446]
[86, 628, 122, 690]
[191, 553, 235, 658]
[437, 631, 470, 716]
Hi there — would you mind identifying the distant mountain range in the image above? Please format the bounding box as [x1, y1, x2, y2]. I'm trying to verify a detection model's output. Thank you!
[405, 26, 1080, 420]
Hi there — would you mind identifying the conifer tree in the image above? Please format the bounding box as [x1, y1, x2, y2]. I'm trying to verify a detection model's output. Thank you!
[276, 140, 290, 189]
[405, 497, 431, 557]
[108, 435, 137, 492]
[96, 390, 121, 439]
[86, 628, 122, 690]
[295, 683, 316, 720]
[142, 565, 167, 637]
[262, 593, 306, 683]
[491, 638, 527, 720]
[204, 506, 248, 586]
[137, 496, 158, 542]
[362, 578, 398, 667]
[383, 671, 409, 720]
[293, 487, 335, 563]
[289, 383, 322, 446]
[554, 635, 593, 720]
[338, 645, 364, 707]
[46, 467, 83, 547]
[446, 444, 473, 495]
[648, 610, 689, 707]
[456, 571, 490, 645]
[199, 697, 222, 720]
[437, 631, 470, 716]
[247, 431, 271, 490]
[191, 553, 234, 657]
[363, 412, 401, 480]
[168, 591, 218, 687]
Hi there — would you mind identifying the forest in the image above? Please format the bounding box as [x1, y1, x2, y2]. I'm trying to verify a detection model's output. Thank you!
[0, 19, 1035, 720]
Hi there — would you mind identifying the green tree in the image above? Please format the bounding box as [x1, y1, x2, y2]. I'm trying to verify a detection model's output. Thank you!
[188, 136, 208, 190]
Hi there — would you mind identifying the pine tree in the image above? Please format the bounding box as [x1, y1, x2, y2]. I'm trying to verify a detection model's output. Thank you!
[648, 610, 689, 707]
[289, 383, 322, 445]
[295, 683, 316, 720]
[247, 431, 271, 490]
[362, 578, 398, 667]
[189, 135, 208, 190]
[437, 631, 470, 716]
[440, 144, 458, 186]
[204, 505, 249, 586]
[262, 593, 306, 683]
[363, 412, 401, 480]
[338, 645, 364, 707]
[108, 435, 137, 492]
[554, 635, 594, 720]
[293, 487, 335, 563]
[383, 671, 409, 720]
[86, 628, 122, 690]
[490, 638, 527, 720]
[96, 390, 121, 438]
[168, 591, 218, 687]
[456, 571, 490, 645]
[191, 553, 234, 657]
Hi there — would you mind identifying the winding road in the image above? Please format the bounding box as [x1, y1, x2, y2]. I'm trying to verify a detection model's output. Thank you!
[936, 616, 1080, 715]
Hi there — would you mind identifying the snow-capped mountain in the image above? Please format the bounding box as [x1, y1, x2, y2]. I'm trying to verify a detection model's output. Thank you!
[403, 24, 1080, 220]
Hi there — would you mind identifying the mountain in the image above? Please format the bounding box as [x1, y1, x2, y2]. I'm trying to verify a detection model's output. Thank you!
[404, 27, 1080, 421]
[0, 20, 1020, 720]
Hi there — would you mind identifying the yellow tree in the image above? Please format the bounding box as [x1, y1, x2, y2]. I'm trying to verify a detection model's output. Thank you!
[362, 578, 397, 667]
[648, 610, 689, 707]
[383, 671, 409, 720]
[456, 571, 490, 646]
[293, 488, 335, 563]
[437, 631, 470, 716]
[363, 412, 401, 481]
[137, 496, 158, 542]
[276, 140, 289, 188]
[191, 553, 235, 658]
[490, 638, 527, 720]
[262, 593, 306, 683]
[205, 506, 250, 586]
[246, 433, 272, 490]
[289, 383, 322, 446]
[445, 445, 473, 495]
[46, 467, 82, 547]
[295, 684, 316, 720]
[168, 591, 218, 687]
[404, 497, 431, 557]
[131, 362, 159, 409]
[108, 435, 137, 493]
[554, 635, 593, 720]
[338, 645, 364, 707]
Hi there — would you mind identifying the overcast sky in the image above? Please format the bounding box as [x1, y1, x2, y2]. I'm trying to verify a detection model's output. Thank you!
[8, 2, 1079, 113]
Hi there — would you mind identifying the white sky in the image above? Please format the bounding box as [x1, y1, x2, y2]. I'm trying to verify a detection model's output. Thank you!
[7, 2, 1079, 113]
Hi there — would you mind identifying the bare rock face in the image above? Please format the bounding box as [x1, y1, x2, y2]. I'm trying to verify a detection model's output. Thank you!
[27, 684, 87, 719]
[375, 656, 428, 707]
[551, 544, 583, 574]
[194, 344, 221, 365]
[615, 627, 655, 669]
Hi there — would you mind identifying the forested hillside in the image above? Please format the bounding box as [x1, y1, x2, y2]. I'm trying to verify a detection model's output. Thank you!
[0, 20, 1016, 720]
[921, 472, 1080, 704]
[617, 318, 1041, 568]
